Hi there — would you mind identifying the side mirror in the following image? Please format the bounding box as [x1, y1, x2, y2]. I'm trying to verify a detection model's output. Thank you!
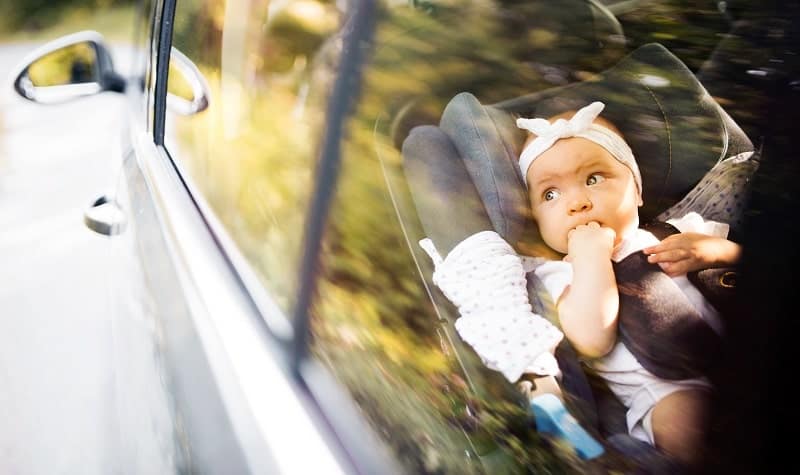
[11, 30, 124, 104]
[166, 47, 210, 115]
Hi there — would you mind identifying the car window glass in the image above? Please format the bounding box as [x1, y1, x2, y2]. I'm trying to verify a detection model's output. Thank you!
[305, 0, 790, 472]
[165, 0, 344, 317]
[158, 0, 792, 472]
[304, 0, 632, 472]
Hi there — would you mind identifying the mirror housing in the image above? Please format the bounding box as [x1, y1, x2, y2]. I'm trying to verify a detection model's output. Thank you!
[11, 30, 124, 104]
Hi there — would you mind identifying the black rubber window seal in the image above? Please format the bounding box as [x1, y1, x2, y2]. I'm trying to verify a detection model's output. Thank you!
[153, 0, 176, 146]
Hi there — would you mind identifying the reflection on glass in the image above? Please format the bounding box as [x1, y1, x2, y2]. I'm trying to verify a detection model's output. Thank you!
[306, 0, 630, 472]
[165, 48, 210, 116]
[164, 0, 783, 473]
[167, 58, 195, 101]
[309, 0, 763, 473]
[166, 0, 341, 316]
[27, 42, 99, 86]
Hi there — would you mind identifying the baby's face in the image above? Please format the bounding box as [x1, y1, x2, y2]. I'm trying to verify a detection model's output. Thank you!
[526, 136, 640, 254]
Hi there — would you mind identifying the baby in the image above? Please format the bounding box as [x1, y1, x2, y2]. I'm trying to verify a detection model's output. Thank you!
[516, 101, 741, 466]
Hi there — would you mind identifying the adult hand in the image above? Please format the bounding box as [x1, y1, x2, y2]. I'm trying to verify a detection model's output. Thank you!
[643, 232, 742, 276]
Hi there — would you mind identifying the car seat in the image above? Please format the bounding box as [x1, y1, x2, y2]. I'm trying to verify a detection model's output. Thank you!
[396, 42, 758, 472]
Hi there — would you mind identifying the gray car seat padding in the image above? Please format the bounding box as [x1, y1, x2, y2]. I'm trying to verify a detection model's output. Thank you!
[402, 125, 495, 254]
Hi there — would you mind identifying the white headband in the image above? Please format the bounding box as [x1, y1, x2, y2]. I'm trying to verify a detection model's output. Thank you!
[516, 101, 642, 200]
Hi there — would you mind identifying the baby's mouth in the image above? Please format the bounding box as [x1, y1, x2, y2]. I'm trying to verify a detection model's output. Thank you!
[567, 221, 600, 241]
[573, 219, 602, 229]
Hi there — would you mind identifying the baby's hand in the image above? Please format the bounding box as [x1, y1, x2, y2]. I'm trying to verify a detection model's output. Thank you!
[566, 222, 616, 261]
[643, 232, 742, 276]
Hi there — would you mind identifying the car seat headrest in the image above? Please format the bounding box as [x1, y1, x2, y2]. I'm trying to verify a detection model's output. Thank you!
[435, 43, 754, 251]
[439, 93, 533, 249]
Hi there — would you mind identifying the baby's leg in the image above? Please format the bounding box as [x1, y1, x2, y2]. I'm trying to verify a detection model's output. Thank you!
[650, 388, 710, 467]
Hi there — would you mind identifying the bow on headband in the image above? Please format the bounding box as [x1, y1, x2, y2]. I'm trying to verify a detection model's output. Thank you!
[517, 101, 605, 140]
[516, 101, 642, 201]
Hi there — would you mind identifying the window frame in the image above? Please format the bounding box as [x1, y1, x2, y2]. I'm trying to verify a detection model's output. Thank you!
[153, 0, 176, 145]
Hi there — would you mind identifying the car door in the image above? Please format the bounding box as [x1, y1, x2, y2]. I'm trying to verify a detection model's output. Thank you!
[96, 1, 188, 472]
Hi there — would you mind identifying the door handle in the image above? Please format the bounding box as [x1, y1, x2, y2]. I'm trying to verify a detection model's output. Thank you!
[84, 195, 126, 236]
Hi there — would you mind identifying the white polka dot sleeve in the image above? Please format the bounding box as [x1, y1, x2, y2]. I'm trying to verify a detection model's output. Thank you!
[419, 231, 564, 383]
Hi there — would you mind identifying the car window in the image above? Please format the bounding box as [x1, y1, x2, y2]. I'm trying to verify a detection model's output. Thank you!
[304, 1, 633, 473]
[306, 0, 794, 473]
[160, 0, 793, 472]
[165, 0, 344, 317]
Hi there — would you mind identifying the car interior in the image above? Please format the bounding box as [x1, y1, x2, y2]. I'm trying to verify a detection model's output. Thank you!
[370, 0, 763, 472]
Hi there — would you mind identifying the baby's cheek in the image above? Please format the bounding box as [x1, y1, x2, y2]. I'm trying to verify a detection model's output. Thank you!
[543, 228, 568, 254]
[533, 211, 565, 252]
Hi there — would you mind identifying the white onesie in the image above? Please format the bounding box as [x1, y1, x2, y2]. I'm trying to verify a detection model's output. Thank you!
[530, 212, 729, 444]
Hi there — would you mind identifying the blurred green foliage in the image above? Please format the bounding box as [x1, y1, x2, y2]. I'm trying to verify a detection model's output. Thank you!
[0, 0, 136, 41]
[0, 0, 130, 32]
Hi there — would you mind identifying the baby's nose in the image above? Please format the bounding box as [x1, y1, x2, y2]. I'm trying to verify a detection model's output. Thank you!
[568, 196, 592, 214]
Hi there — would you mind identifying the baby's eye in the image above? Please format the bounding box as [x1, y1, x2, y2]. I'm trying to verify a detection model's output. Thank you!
[543, 189, 560, 201]
[587, 173, 605, 186]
